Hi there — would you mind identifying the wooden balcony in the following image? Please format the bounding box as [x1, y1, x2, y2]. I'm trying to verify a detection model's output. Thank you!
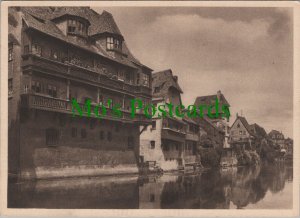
[185, 132, 199, 141]
[228, 138, 252, 144]
[20, 94, 151, 124]
[22, 54, 151, 96]
[22, 54, 69, 76]
[161, 128, 186, 143]
[136, 85, 152, 96]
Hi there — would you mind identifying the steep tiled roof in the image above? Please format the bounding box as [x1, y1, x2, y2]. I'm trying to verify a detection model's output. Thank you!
[20, 7, 149, 70]
[51, 7, 91, 25]
[194, 92, 230, 106]
[249, 123, 267, 138]
[194, 91, 230, 115]
[87, 10, 122, 37]
[152, 69, 183, 97]
[232, 116, 254, 136]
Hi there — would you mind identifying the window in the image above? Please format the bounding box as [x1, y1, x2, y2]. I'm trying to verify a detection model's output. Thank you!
[99, 131, 104, 140]
[106, 37, 114, 50]
[24, 45, 29, 55]
[239, 130, 243, 135]
[32, 81, 41, 93]
[143, 74, 149, 87]
[151, 121, 156, 130]
[128, 136, 134, 149]
[154, 87, 160, 93]
[107, 131, 112, 141]
[237, 123, 240, 128]
[67, 19, 87, 35]
[46, 128, 59, 146]
[118, 71, 124, 81]
[51, 50, 59, 60]
[68, 26, 76, 33]
[149, 194, 155, 202]
[81, 128, 87, 138]
[8, 79, 13, 96]
[125, 72, 132, 83]
[32, 44, 42, 56]
[47, 84, 57, 97]
[106, 37, 122, 50]
[68, 20, 87, 35]
[150, 140, 155, 149]
[71, 128, 77, 138]
[24, 84, 29, 93]
[8, 43, 13, 61]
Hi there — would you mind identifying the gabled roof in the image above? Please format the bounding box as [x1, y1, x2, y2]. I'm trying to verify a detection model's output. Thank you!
[87, 10, 122, 37]
[194, 91, 230, 114]
[249, 123, 267, 138]
[231, 116, 254, 136]
[20, 7, 150, 70]
[194, 92, 230, 106]
[152, 69, 183, 97]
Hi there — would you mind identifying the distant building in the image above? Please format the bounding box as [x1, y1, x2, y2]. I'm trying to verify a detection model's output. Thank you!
[194, 90, 231, 150]
[140, 69, 198, 171]
[194, 91, 235, 167]
[8, 7, 152, 179]
[268, 130, 285, 149]
[229, 115, 255, 151]
[183, 117, 201, 168]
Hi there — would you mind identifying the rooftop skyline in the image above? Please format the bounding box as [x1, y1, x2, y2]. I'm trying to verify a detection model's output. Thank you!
[94, 7, 293, 138]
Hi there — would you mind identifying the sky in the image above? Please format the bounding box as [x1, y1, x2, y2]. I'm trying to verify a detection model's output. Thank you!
[94, 7, 293, 138]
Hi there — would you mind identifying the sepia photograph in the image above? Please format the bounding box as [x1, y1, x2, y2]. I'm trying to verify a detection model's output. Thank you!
[1, 1, 299, 217]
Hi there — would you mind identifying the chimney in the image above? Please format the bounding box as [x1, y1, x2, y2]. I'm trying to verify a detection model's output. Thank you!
[173, 76, 178, 82]
[236, 113, 239, 118]
[217, 90, 221, 100]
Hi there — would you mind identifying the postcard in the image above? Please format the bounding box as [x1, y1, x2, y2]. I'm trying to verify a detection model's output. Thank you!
[1, 1, 299, 217]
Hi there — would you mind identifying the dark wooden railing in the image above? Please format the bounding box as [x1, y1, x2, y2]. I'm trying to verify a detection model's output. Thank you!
[21, 94, 151, 124]
[22, 54, 151, 96]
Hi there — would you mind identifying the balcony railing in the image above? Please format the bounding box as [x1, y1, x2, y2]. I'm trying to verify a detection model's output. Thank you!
[21, 94, 151, 124]
[185, 132, 199, 141]
[161, 128, 186, 143]
[228, 138, 252, 144]
[22, 54, 151, 96]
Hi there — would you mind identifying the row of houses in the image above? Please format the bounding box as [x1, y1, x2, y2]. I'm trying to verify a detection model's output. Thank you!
[139, 69, 230, 171]
[229, 115, 293, 161]
[8, 7, 292, 180]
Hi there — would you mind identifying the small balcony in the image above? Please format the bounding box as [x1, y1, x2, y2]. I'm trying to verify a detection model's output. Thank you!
[185, 132, 199, 141]
[228, 137, 252, 144]
[161, 128, 186, 143]
[20, 93, 151, 124]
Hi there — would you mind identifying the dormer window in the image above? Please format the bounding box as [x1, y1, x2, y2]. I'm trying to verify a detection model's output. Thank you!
[106, 37, 122, 50]
[67, 19, 87, 36]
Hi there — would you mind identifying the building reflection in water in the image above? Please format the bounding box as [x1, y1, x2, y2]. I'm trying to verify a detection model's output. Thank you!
[8, 163, 293, 209]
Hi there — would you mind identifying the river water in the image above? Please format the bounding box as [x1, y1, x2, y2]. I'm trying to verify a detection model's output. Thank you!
[8, 163, 293, 209]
